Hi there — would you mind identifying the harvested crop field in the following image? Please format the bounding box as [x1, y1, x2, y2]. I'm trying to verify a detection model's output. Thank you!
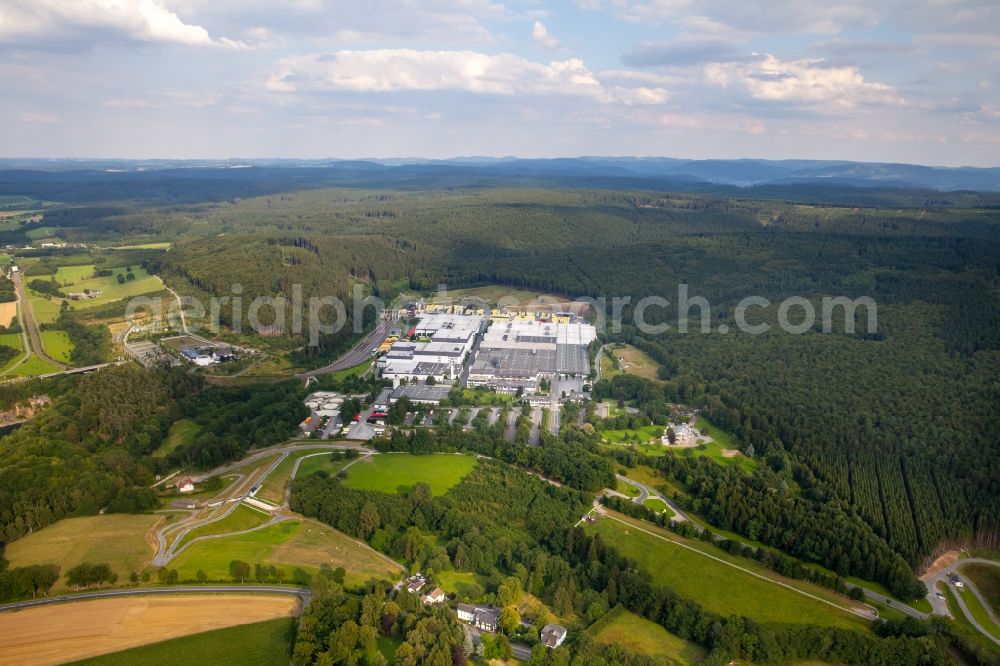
[0, 301, 16, 327]
[0, 594, 300, 666]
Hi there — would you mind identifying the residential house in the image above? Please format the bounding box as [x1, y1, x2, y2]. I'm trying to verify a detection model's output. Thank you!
[540, 624, 567, 648]
[421, 587, 446, 605]
[176, 478, 195, 493]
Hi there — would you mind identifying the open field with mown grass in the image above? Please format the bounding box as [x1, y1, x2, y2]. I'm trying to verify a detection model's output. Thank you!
[4, 514, 160, 590]
[0, 595, 299, 666]
[342, 453, 477, 496]
[435, 570, 488, 597]
[0, 331, 24, 351]
[589, 606, 706, 663]
[255, 449, 342, 505]
[39, 329, 73, 364]
[586, 512, 871, 630]
[2, 353, 61, 377]
[176, 503, 272, 550]
[642, 497, 671, 515]
[958, 584, 1000, 640]
[295, 452, 348, 479]
[76, 617, 296, 666]
[169, 518, 402, 584]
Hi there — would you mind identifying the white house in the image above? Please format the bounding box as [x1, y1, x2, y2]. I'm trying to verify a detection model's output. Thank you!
[176, 478, 195, 493]
[540, 624, 567, 648]
[422, 587, 446, 605]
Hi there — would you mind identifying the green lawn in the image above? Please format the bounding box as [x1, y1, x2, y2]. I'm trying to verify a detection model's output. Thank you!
[176, 503, 272, 550]
[295, 453, 348, 479]
[961, 563, 1000, 616]
[586, 513, 870, 630]
[75, 617, 296, 666]
[342, 453, 477, 496]
[329, 358, 373, 381]
[601, 424, 664, 444]
[256, 449, 342, 505]
[616, 478, 641, 497]
[55, 264, 98, 283]
[5, 514, 160, 590]
[679, 416, 757, 473]
[169, 518, 402, 585]
[377, 636, 403, 662]
[153, 419, 201, 457]
[3, 353, 62, 376]
[0, 332, 24, 351]
[959, 585, 1000, 640]
[642, 497, 672, 516]
[40, 329, 74, 364]
[589, 606, 706, 663]
[435, 570, 488, 598]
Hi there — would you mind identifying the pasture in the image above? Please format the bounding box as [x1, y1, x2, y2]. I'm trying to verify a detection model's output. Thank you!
[76, 617, 296, 666]
[4, 514, 160, 590]
[341, 453, 477, 496]
[589, 606, 706, 663]
[586, 512, 870, 630]
[0, 595, 299, 666]
[169, 518, 402, 585]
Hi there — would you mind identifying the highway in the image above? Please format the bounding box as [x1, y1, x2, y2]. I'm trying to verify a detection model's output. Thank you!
[0, 585, 310, 613]
[296, 312, 397, 378]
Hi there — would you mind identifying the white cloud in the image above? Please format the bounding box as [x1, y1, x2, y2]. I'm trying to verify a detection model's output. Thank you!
[267, 49, 668, 105]
[532, 20, 562, 51]
[0, 0, 243, 49]
[704, 54, 900, 108]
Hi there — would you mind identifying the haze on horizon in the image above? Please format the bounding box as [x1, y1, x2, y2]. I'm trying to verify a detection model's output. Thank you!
[1, 0, 998, 167]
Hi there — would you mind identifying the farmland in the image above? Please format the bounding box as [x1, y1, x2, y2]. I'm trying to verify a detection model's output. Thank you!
[586, 512, 870, 630]
[4, 514, 159, 590]
[589, 606, 706, 663]
[168, 518, 402, 585]
[0, 595, 299, 666]
[341, 453, 477, 496]
[0, 300, 16, 327]
[76, 617, 296, 666]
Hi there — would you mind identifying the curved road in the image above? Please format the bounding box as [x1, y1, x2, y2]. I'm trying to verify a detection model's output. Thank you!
[0, 585, 310, 613]
[923, 558, 1000, 645]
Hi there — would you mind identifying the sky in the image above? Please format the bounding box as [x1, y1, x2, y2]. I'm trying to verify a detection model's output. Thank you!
[1, 0, 998, 166]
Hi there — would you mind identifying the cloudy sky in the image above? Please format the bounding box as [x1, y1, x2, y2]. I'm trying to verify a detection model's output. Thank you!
[1, 0, 998, 165]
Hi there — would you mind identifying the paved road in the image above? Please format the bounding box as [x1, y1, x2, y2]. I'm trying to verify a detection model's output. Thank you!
[615, 474, 688, 523]
[923, 558, 1000, 643]
[296, 313, 397, 378]
[0, 585, 310, 613]
[11, 271, 68, 370]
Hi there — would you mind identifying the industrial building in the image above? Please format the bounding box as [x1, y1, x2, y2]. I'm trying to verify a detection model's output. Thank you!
[378, 312, 484, 383]
[468, 317, 596, 394]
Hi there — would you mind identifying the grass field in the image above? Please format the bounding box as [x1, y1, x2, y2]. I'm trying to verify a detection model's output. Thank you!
[958, 585, 1000, 640]
[342, 453, 477, 496]
[176, 503, 272, 550]
[601, 424, 664, 445]
[642, 497, 671, 515]
[153, 419, 201, 457]
[169, 518, 402, 584]
[255, 449, 342, 505]
[55, 264, 99, 283]
[2, 353, 62, 377]
[616, 478, 641, 497]
[436, 570, 488, 597]
[0, 595, 298, 666]
[5, 514, 161, 590]
[77, 617, 296, 666]
[111, 242, 173, 250]
[961, 563, 1000, 616]
[433, 285, 564, 307]
[586, 512, 870, 630]
[589, 606, 707, 663]
[603, 344, 663, 382]
[27, 292, 64, 325]
[295, 452, 348, 479]
[29, 266, 163, 324]
[0, 331, 24, 351]
[680, 416, 756, 473]
[39, 329, 73, 364]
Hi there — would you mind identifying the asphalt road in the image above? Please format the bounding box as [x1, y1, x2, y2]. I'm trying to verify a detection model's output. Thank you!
[11, 271, 68, 370]
[0, 585, 310, 613]
[923, 558, 1000, 643]
[296, 313, 397, 378]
